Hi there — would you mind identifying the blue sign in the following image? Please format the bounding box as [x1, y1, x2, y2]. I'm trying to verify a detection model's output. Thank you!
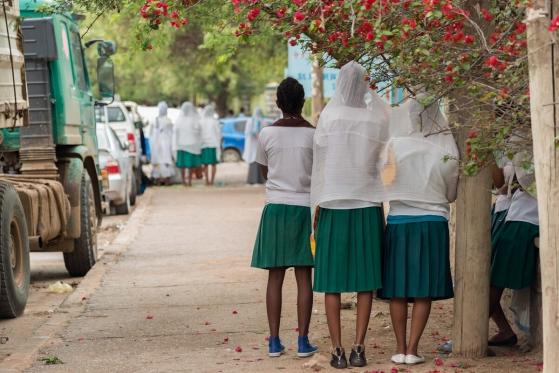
[286, 42, 339, 99]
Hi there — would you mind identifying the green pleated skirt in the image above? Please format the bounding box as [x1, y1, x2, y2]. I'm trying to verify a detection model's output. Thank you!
[313, 207, 383, 293]
[176, 150, 202, 168]
[491, 221, 539, 289]
[251, 204, 314, 269]
[491, 208, 508, 239]
[379, 221, 454, 301]
[201, 147, 219, 165]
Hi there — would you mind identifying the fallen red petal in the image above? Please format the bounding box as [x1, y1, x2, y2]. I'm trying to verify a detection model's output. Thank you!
[235, 346, 243, 353]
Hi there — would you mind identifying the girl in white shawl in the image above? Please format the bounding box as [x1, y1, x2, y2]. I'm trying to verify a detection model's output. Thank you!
[380, 97, 458, 365]
[311, 61, 389, 369]
[149, 102, 175, 184]
[244, 108, 266, 184]
[173, 102, 202, 186]
[200, 105, 222, 186]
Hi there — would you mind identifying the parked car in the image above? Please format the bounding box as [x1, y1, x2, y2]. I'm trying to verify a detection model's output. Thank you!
[97, 123, 134, 215]
[95, 101, 140, 205]
[220, 116, 275, 162]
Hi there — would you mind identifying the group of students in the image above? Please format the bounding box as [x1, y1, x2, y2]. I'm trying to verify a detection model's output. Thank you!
[149, 102, 222, 186]
[249, 61, 540, 369]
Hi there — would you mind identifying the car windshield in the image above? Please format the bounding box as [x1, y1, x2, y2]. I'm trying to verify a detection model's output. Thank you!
[96, 126, 110, 150]
[107, 107, 127, 122]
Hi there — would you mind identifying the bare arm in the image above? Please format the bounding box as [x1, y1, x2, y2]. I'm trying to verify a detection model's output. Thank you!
[259, 165, 268, 180]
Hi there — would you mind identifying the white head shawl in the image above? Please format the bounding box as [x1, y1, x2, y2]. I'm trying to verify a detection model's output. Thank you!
[311, 61, 390, 211]
[383, 97, 459, 203]
[201, 105, 222, 149]
[158, 101, 168, 117]
[173, 102, 202, 155]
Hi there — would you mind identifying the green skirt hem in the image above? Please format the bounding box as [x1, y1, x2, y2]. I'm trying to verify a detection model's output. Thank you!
[251, 204, 314, 269]
[201, 147, 219, 165]
[313, 207, 383, 293]
[491, 221, 539, 289]
[176, 150, 202, 168]
[378, 221, 454, 301]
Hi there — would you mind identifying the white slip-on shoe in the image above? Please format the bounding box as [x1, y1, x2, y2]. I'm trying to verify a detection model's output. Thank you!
[391, 354, 406, 364]
[405, 354, 426, 365]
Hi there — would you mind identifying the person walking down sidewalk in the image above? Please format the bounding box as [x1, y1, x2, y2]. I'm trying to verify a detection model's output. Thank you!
[149, 101, 175, 185]
[251, 77, 318, 359]
[173, 102, 202, 186]
[379, 97, 459, 366]
[311, 61, 389, 369]
[200, 105, 222, 186]
[244, 108, 266, 185]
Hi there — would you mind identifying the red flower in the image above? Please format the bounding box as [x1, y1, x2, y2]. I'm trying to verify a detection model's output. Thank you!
[485, 55, 499, 67]
[434, 357, 444, 366]
[294, 11, 305, 22]
[549, 15, 559, 32]
[481, 8, 493, 22]
[247, 8, 260, 22]
[464, 35, 475, 44]
[235, 346, 243, 353]
[276, 8, 286, 18]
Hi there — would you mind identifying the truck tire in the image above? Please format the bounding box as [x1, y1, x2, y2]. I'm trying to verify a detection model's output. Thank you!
[129, 173, 137, 206]
[0, 183, 30, 318]
[64, 171, 97, 277]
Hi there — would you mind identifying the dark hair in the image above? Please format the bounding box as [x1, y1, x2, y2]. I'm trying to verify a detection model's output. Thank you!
[276, 77, 305, 116]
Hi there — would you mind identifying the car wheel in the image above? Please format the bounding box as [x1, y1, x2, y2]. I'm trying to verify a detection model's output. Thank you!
[115, 184, 131, 215]
[222, 148, 241, 163]
[129, 173, 137, 206]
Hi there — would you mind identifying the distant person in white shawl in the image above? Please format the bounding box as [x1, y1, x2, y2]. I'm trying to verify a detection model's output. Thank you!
[150, 102, 175, 185]
[173, 102, 202, 186]
[379, 96, 458, 365]
[200, 105, 222, 186]
[244, 108, 266, 184]
[311, 61, 389, 369]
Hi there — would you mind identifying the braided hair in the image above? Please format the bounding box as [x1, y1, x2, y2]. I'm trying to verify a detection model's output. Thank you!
[276, 77, 305, 117]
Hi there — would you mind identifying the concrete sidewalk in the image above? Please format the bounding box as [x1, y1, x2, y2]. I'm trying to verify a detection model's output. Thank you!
[22, 183, 542, 373]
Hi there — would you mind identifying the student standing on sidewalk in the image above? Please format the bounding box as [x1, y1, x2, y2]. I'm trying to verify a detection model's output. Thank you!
[311, 61, 389, 369]
[250, 77, 318, 359]
[380, 97, 458, 366]
[200, 105, 222, 186]
[173, 102, 202, 186]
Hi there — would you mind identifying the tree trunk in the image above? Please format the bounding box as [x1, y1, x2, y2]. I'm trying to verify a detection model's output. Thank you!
[214, 88, 229, 118]
[527, 1, 559, 371]
[452, 156, 493, 357]
[311, 56, 324, 126]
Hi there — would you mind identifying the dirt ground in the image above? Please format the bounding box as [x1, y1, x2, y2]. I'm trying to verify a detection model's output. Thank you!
[0, 163, 544, 373]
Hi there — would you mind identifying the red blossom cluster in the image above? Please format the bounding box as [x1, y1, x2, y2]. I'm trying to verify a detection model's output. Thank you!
[140, 0, 189, 30]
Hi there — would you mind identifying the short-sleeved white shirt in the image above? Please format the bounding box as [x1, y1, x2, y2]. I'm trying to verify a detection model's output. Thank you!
[256, 120, 315, 207]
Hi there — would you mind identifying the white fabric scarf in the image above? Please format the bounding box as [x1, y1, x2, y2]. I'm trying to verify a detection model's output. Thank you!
[173, 102, 202, 155]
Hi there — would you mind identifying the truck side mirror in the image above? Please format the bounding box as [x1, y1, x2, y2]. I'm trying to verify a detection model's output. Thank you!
[97, 57, 115, 99]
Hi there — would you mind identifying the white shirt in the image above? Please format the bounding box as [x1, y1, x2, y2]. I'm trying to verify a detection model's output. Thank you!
[506, 190, 539, 226]
[256, 124, 314, 207]
[201, 117, 222, 149]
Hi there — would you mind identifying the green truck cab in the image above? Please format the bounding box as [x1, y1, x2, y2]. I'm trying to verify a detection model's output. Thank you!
[0, 0, 116, 318]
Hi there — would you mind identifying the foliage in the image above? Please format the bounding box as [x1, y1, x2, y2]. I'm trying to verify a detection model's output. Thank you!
[230, 0, 535, 175]
[81, 0, 286, 113]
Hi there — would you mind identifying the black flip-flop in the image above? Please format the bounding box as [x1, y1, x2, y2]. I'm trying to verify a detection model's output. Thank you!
[488, 334, 518, 347]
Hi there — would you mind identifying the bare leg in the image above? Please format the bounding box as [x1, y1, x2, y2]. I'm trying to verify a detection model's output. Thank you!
[407, 298, 432, 356]
[187, 168, 193, 187]
[390, 298, 408, 354]
[294, 267, 313, 336]
[489, 286, 515, 341]
[203, 165, 210, 185]
[180, 168, 186, 185]
[267, 268, 287, 337]
[355, 292, 373, 345]
[210, 164, 217, 185]
[325, 293, 342, 348]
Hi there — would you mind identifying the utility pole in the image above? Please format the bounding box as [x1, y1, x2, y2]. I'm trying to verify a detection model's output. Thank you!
[311, 55, 324, 126]
[527, 1, 559, 372]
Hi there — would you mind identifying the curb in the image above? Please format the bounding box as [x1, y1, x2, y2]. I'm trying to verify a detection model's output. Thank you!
[0, 189, 153, 373]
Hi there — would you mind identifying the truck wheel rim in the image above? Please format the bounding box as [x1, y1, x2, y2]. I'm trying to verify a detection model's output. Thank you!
[9, 219, 24, 288]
